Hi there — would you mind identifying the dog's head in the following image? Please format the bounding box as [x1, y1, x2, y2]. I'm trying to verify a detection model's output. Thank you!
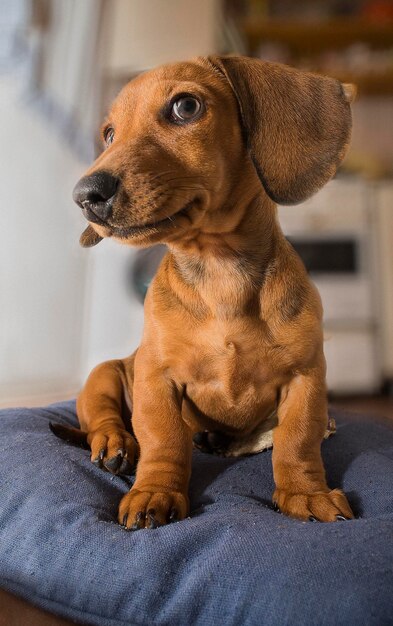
[73, 56, 355, 248]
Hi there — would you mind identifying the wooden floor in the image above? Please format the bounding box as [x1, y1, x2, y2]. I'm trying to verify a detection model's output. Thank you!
[330, 395, 393, 421]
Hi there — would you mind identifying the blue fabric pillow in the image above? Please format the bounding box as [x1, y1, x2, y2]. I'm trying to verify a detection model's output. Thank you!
[0, 401, 392, 626]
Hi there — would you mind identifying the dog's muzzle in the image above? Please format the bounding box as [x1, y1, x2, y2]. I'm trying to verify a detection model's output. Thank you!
[73, 171, 119, 224]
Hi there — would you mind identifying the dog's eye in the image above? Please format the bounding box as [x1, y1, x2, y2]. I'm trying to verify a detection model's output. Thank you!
[171, 96, 202, 123]
[104, 127, 115, 146]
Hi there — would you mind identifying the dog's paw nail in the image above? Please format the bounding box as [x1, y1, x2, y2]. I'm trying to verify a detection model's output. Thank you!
[129, 511, 145, 531]
[146, 509, 161, 529]
[118, 458, 134, 476]
[272, 501, 280, 512]
[336, 514, 350, 521]
[104, 454, 123, 473]
[309, 516, 319, 522]
[92, 448, 106, 467]
[117, 448, 126, 457]
[122, 514, 128, 527]
[169, 508, 179, 523]
[92, 455, 103, 469]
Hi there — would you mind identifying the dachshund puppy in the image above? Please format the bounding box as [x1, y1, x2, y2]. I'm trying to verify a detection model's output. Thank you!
[52, 56, 356, 528]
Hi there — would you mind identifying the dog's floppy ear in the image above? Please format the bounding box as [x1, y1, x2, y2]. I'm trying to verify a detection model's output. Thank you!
[209, 56, 354, 204]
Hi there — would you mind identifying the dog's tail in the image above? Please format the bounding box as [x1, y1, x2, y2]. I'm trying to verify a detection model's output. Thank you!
[49, 422, 90, 450]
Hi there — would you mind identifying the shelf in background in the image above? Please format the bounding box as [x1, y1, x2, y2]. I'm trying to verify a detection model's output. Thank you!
[240, 18, 393, 94]
[242, 18, 393, 54]
[327, 70, 393, 96]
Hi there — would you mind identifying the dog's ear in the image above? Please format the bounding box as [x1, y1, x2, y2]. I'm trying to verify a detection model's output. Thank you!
[208, 56, 354, 204]
[80, 225, 103, 247]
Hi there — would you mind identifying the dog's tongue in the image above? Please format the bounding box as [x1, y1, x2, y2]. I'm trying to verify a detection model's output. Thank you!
[80, 225, 103, 247]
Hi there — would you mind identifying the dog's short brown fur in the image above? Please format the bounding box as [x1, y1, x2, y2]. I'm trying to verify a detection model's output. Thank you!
[58, 56, 356, 528]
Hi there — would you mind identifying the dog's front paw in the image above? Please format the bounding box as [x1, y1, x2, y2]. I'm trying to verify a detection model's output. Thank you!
[273, 488, 354, 522]
[118, 489, 189, 530]
[88, 428, 138, 476]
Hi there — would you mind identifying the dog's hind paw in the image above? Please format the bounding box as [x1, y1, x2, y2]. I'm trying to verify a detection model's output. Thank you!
[50, 421, 138, 476]
[193, 430, 232, 456]
[88, 428, 138, 476]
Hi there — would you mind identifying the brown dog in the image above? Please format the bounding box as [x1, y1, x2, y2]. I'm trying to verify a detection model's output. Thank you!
[53, 55, 356, 528]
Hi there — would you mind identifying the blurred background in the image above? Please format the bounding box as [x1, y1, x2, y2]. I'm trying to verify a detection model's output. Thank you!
[1, 0, 393, 416]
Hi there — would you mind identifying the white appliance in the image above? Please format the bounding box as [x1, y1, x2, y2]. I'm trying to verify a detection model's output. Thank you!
[375, 181, 393, 388]
[278, 178, 381, 394]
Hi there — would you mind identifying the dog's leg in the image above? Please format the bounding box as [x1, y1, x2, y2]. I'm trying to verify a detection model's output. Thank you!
[75, 355, 138, 475]
[272, 362, 354, 522]
[118, 351, 192, 529]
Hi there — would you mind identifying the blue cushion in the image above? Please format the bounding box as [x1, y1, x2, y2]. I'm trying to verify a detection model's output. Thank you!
[0, 401, 393, 626]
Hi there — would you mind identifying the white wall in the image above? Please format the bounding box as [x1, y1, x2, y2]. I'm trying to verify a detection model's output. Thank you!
[0, 77, 88, 406]
[104, 0, 220, 72]
[376, 182, 393, 378]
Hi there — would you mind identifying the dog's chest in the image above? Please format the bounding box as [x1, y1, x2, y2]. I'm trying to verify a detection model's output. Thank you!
[176, 319, 280, 430]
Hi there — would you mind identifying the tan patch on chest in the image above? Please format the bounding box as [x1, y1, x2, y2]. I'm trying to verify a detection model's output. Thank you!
[173, 319, 281, 431]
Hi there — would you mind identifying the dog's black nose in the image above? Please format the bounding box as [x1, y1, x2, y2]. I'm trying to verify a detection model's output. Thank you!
[73, 171, 119, 223]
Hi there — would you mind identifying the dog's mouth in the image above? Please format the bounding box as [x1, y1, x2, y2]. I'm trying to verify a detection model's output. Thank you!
[82, 197, 198, 242]
[113, 198, 196, 238]
[113, 198, 197, 238]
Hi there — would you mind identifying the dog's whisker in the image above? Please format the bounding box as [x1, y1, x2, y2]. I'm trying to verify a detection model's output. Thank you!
[154, 189, 201, 201]
[168, 186, 205, 192]
[148, 170, 175, 182]
[151, 175, 210, 186]
[157, 187, 205, 198]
